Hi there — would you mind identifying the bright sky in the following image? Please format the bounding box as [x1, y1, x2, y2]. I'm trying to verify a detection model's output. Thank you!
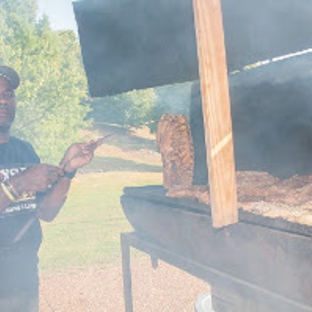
[37, 0, 78, 33]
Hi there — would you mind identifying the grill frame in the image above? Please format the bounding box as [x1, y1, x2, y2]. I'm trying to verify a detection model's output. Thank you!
[121, 186, 312, 311]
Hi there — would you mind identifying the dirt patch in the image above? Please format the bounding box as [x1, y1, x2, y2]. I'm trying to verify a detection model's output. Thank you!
[80, 126, 162, 169]
[40, 256, 210, 311]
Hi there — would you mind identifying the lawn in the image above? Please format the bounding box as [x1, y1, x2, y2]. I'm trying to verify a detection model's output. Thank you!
[38, 127, 210, 312]
[39, 171, 162, 271]
[39, 125, 162, 272]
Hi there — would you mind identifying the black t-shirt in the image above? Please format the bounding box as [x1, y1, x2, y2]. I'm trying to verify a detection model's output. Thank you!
[0, 136, 42, 297]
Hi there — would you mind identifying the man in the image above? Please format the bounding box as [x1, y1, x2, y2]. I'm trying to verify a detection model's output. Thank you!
[0, 65, 100, 311]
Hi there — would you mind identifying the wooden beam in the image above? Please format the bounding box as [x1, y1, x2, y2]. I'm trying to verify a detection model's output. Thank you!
[192, 0, 238, 227]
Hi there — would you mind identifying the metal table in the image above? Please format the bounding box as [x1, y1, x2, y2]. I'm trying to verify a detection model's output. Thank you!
[121, 231, 213, 312]
[121, 231, 312, 312]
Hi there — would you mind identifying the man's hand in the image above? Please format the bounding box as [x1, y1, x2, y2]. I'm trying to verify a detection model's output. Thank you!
[60, 140, 101, 173]
[12, 164, 63, 193]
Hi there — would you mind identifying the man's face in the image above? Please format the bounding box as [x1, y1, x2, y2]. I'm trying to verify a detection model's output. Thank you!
[0, 76, 16, 131]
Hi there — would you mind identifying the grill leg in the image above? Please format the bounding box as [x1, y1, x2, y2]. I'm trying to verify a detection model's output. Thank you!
[121, 233, 133, 312]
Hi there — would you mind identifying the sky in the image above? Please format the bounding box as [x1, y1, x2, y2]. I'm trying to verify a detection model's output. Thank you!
[37, 0, 78, 33]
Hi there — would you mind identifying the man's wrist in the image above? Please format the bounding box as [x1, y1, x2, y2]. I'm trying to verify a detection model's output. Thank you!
[63, 169, 77, 179]
[9, 174, 28, 195]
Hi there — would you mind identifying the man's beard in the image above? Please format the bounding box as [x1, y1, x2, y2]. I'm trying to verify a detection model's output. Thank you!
[0, 112, 14, 134]
[0, 123, 11, 133]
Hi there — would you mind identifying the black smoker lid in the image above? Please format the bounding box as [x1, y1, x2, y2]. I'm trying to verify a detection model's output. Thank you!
[73, 0, 312, 97]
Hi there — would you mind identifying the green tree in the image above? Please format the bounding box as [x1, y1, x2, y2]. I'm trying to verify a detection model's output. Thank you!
[90, 81, 193, 133]
[0, 0, 90, 164]
[91, 88, 157, 129]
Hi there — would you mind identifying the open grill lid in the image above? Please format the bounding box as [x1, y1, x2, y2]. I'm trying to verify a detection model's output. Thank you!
[73, 0, 312, 97]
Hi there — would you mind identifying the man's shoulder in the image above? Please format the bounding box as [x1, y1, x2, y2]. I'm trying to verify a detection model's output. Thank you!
[9, 136, 35, 150]
[9, 136, 40, 162]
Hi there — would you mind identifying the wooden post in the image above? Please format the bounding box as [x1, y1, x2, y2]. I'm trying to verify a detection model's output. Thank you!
[192, 0, 238, 227]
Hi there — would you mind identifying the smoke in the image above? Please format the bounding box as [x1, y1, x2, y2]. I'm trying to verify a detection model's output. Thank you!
[191, 52, 312, 182]
[222, 0, 312, 71]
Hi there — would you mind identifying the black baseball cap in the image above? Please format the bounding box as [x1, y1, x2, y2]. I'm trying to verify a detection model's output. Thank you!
[0, 66, 20, 89]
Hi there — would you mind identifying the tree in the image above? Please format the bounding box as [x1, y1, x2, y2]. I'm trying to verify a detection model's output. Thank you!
[89, 81, 193, 133]
[90, 88, 157, 129]
[0, 0, 90, 164]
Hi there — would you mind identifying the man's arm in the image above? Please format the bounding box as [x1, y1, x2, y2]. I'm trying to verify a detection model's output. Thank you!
[0, 163, 63, 214]
[37, 140, 100, 222]
[36, 176, 71, 222]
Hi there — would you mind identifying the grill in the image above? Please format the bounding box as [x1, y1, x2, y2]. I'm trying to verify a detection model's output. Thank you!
[73, 0, 312, 310]
[121, 186, 312, 311]
[120, 53, 312, 311]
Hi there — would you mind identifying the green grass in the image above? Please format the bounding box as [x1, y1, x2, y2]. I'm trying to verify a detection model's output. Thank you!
[82, 156, 162, 173]
[39, 171, 162, 271]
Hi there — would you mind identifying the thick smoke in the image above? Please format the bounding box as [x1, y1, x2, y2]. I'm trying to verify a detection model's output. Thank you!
[191, 52, 312, 182]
